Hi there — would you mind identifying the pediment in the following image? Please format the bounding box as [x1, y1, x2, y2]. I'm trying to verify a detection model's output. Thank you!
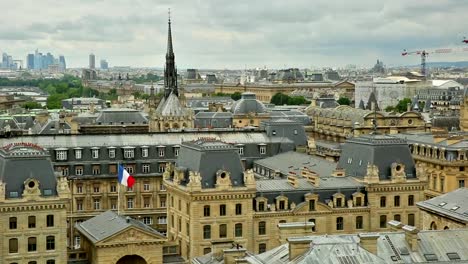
[97, 226, 166, 246]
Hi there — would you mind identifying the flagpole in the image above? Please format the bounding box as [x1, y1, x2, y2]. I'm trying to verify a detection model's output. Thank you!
[117, 163, 120, 215]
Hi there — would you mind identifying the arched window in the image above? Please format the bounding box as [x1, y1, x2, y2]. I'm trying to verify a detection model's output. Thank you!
[235, 223, 243, 237]
[258, 221, 266, 235]
[336, 217, 344, 230]
[203, 225, 211, 239]
[356, 216, 363, 229]
[430, 221, 437, 230]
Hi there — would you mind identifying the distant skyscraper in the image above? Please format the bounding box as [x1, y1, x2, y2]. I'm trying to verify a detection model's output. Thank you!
[100, 59, 108, 70]
[34, 50, 42, 70]
[27, 54, 35, 69]
[1, 53, 8, 69]
[59, 55, 66, 71]
[89, 53, 95, 69]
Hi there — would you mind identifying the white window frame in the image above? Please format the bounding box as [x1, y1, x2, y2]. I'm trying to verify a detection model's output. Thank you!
[127, 198, 134, 209]
[143, 217, 153, 225]
[75, 149, 82, 159]
[141, 148, 149, 157]
[158, 148, 165, 157]
[75, 167, 83, 176]
[56, 150, 67, 161]
[158, 216, 167, 224]
[93, 199, 100, 210]
[144, 183, 150, 191]
[124, 149, 134, 159]
[92, 149, 99, 159]
[238, 147, 244, 155]
[108, 149, 116, 159]
[158, 163, 165, 173]
[259, 145, 266, 155]
[142, 164, 150, 173]
[174, 147, 179, 157]
[74, 236, 81, 249]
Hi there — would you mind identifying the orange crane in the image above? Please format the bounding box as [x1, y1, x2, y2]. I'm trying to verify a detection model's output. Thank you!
[402, 45, 468, 79]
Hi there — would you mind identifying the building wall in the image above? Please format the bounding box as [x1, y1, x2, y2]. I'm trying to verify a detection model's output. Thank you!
[420, 209, 466, 230]
[0, 198, 69, 264]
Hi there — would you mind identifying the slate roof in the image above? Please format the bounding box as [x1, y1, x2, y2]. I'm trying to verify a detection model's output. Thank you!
[0, 144, 57, 198]
[337, 134, 416, 179]
[175, 139, 245, 188]
[95, 108, 148, 124]
[254, 151, 336, 177]
[75, 210, 163, 244]
[416, 188, 468, 223]
[156, 93, 191, 117]
[392, 132, 468, 150]
[230, 93, 267, 115]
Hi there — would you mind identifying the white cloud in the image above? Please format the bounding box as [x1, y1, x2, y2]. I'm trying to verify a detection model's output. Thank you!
[0, 0, 466, 68]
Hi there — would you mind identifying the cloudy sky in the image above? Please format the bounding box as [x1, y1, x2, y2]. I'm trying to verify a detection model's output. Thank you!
[1, 0, 467, 69]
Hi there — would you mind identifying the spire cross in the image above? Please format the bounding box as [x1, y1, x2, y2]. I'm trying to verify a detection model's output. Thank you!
[168, 8, 171, 22]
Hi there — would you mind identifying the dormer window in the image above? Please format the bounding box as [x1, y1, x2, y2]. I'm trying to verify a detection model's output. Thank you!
[141, 147, 149, 158]
[91, 148, 99, 159]
[259, 144, 267, 155]
[174, 147, 179, 157]
[124, 148, 135, 159]
[238, 147, 244, 155]
[158, 146, 165, 157]
[108, 148, 116, 159]
[56, 149, 67, 161]
[74, 149, 82, 159]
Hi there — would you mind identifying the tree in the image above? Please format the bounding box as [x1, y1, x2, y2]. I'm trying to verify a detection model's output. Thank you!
[46, 94, 68, 109]
[141, 94, 151, 101]
[132, 91, 142, 99]
[270, 93, 290, 105]
[337, 97, 351, 105]
[231, 92, 242, 101]
[394, 98, 412, 113]
[385, 106, 395, 112]
[22, 101, 43, 110]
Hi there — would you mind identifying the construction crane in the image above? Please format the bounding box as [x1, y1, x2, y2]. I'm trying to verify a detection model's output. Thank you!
[402, 46, 468, 79]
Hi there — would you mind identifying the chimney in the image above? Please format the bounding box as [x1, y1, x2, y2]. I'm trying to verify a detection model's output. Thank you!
[407, 102, 411, 112]
[332, 168, 345, 177]
[402, 225, 419, 251]
[287, 174, 299, 188]
[388, 220, 403, 231]
[288, 238, 312, 261]
[358, 233, 379, 255]
[223, 247, 246, 264]
[301, 169, 320, 187]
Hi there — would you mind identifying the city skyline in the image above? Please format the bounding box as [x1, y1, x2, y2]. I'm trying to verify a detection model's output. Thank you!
[0, 0, 467, 69]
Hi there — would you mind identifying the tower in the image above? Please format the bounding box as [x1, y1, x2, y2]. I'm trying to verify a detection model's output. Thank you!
[461, 88, 468, 132]
[89, 53, 95, 69]
[164, 10, 178, 98]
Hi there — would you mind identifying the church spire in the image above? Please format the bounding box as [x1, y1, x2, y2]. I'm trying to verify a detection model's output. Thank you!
[164, 8, 178, 98]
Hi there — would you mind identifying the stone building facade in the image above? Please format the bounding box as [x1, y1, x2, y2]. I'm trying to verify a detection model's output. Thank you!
[0, 143, 70, 264]
[165, 135, 427, 260]
[306, 105, 429, 143]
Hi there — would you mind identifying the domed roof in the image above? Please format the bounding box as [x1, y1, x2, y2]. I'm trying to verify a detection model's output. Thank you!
[230, 92, 267, 115]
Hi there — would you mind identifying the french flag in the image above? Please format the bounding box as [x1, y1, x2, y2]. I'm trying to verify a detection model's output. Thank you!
[118, 165, 135, 188]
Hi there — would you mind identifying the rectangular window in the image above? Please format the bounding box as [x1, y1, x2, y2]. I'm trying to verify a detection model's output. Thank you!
[238, 147, 244, 155]
[91, 149, 99, 159]
[380, 215, 387, 228]
[143, 164, 151, 173]
[336, 217, 344, 230]
[143, 217, 153, 225]
[159, 148, 165, 157]
[258, 221, 266, 235]
[408, 195, 414, 206]
[127, 198, 134, 209]
[160, 198, 166, 208]
[158, 216, 167, 224]
[356, 216, 363, 229]
[9, 217, 17, 229]
[77, 200, 83, 211]
[459, 180, 465, 188]
[74, 236, 81, 249]
[109, 164, 117, 174]
[110, 184, 117, 193]
[394, 196, 400, 207]
[235, 203, 242, 215]
[309, 200, 316, 211]
[203, 225, 211, 239]
[158, 163, 166, 173]
[108, 149, 116, 158]
[259, 243, 266, 253]
[28, 216, 36, 228]
[356, 197, 362, 207]
[408, 213, 415, 226]
[220, 204, 226, 216]
[92, 165, 100, 175]
[94, 199, 100, 210]
[235, 223, 243, 237]
[75, 166, 83, 176]
[174, 147, 179, 156]
[144, 197, 151, 208]
[75, 149, 82, 159]
[111, 199, 117, 210]
[259, 145, 266, 154]
[440, 178, 445, 192]
[279, 200, 286, 210]
[46, 215, 54, 227]
[204, 205, 211, 217]
[46, 236, 55, 250]
[124, 149, 135, 159]
[336, 198, 342, 208]
[141, 148, 149, 157]
[28, 237, 37, 252]
[9, 238, 18, 253]
[93, 184, 100, 193]
[219, 224, 227, 238]
[144, 182, 150, 191]
[56, 150, 67, 161]
[380, 196, 386, 207]
[258, 201, 265, 211]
